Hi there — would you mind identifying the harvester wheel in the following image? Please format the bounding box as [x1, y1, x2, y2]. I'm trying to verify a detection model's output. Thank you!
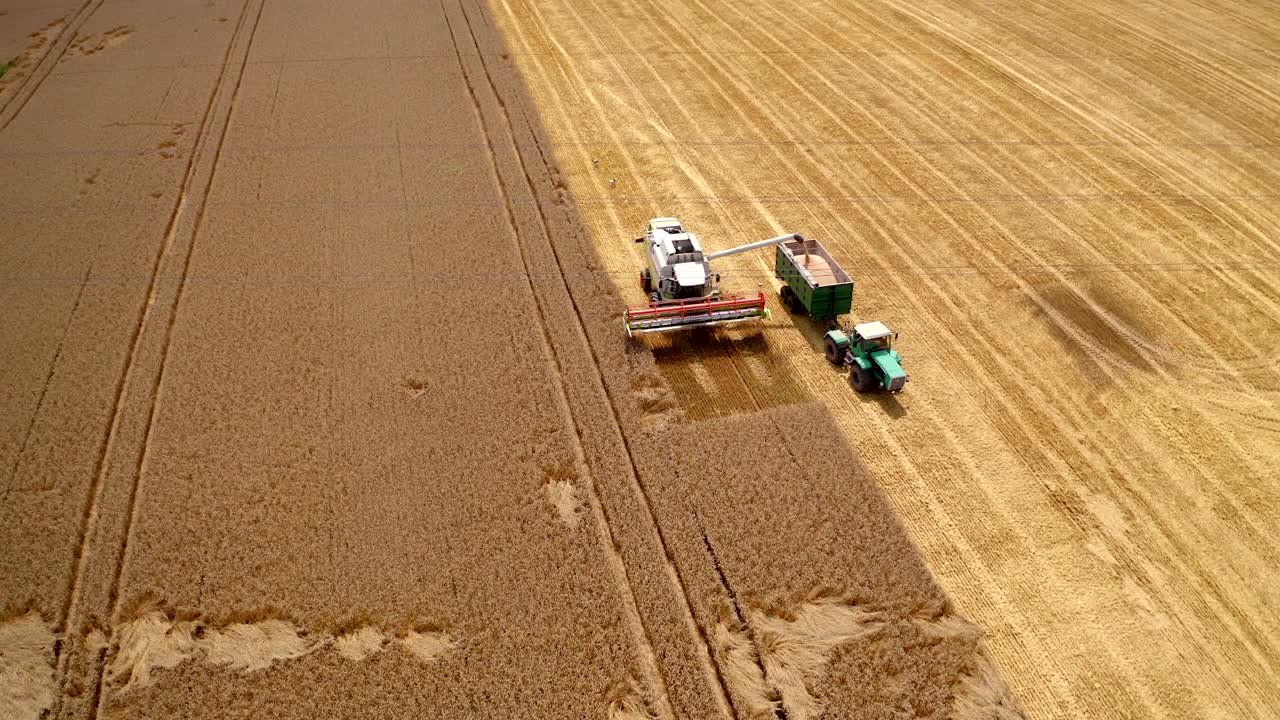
[640, 269, 653, 293]
[849, 365, 877, 393]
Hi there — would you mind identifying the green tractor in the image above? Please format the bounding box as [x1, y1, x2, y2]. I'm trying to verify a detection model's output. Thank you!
[823, 321, 909, 393]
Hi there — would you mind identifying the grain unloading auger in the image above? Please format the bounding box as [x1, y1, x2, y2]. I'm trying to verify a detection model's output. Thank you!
[624, 217, 799, 336]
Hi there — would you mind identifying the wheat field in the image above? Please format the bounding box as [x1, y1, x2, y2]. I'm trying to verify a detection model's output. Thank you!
[2, 0, 1277, 718]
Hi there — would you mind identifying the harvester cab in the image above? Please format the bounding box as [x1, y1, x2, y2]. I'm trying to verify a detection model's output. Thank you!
[823, 321, 909, 393]
[624, 218, 798, 336]
[636, 218, 718, 301]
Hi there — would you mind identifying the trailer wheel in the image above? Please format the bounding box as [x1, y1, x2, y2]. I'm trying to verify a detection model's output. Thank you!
[849, 365, 877, 393]
[780, 285, 799, 314]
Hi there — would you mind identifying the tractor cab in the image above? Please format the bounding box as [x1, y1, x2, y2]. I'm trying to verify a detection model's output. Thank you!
[828, 321, 908, 393]
[853, 321, 895, 351]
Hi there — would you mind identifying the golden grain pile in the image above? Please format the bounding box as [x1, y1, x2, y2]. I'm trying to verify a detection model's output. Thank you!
[1, 0, 1017, 718]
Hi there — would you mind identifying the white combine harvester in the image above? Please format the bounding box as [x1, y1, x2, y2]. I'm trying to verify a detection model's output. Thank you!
[624, 217, 798, 335]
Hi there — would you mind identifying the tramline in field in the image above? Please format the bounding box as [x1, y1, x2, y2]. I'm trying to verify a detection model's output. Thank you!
[624, 218, 908, 393]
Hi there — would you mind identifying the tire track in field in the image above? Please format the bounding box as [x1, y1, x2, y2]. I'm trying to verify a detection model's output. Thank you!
[792, 0, 1280, 522]
[86, 0, 268, 714]
[882, 2, 1280, 281]
[2, 266, 90, 504]
[977, 0, 1280, 217]
[499, 0, 766, 419]
[596, 0, 1259, 712]
[823, 0, 1280, 343]
[48, 1, 263, 718]
[539, 0, 810, 421]
[698, 0, 1280, 699]
[655, 1, 1274, 712]
[596, 0, 1099, 712]
[441, 2, 682, 716]
[56, 0, 253, 648]
[97, 0, 268, 660]
[542, 1, 978, 715]
[827, 8, 1280, 385]
[0, 0, 101, 131]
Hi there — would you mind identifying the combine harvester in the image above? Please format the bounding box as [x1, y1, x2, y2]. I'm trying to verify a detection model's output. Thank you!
[624, 218, 908, 393]
[624, 217, 799, 335]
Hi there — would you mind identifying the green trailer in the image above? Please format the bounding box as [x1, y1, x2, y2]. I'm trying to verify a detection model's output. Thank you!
[774, 235, 853, 321]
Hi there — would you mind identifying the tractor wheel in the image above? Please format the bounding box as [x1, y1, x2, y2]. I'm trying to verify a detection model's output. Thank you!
[780, 286, 799, 314]
[640, 269, 653, 293]
[849, 365, 877, 393]
[823, 336, 845, 365]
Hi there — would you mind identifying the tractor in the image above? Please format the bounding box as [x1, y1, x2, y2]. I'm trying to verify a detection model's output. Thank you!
[823, 321, 909, 393]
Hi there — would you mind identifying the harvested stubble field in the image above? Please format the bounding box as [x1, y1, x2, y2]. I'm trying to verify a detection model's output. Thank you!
[0, 1, 1275, 720]
[490, 0, 1280, 716]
